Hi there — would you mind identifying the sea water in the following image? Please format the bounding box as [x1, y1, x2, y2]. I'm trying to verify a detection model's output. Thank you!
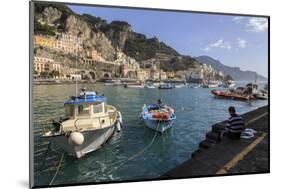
[33, 82, 268, 185]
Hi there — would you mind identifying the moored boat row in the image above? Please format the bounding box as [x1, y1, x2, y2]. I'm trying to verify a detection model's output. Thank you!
[42, 89, 177, 159]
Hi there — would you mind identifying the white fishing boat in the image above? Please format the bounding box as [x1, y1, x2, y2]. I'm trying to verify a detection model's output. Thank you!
[145, 84, 156, 89]
[188, 83, 201, 88]
[203, 81, 219, 88]
[124, 83, 145, 88]
[158, 83, 174, 89]
[174, 84, 185, 88]
[104, 79, 122, 86]
[141, 104, 176, 133]
[226, 80, 235, 88]
[254, 92, 268, 100]
[42, 90, 123, 158]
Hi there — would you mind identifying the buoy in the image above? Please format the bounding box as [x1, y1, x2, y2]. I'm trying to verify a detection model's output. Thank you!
[117, 111, 123, 124]
[116, 111, 123, 132]
[116, 121, 121, 132]
[68, 132, 84, 145]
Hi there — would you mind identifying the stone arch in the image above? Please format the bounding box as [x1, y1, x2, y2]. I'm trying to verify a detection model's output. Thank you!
[103, 73, 111, 78]
[89, 71, 96, 80]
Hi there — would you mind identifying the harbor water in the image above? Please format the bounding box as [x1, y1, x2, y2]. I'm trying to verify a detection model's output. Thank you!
[33, 82, 268, 185]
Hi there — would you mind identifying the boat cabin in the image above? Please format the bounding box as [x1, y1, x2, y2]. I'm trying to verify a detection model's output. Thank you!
[64, 92, 107, 119]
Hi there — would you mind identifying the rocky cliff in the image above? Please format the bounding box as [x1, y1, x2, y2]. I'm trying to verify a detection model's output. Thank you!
[34, 3, 197, 72]
[35, 3, 116, 61]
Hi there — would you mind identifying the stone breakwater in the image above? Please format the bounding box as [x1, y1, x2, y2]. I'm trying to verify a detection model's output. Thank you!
[161, 105, 269, 178]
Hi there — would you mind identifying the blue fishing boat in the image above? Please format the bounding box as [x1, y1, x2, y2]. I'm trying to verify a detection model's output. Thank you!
[141, 104, 176, 133]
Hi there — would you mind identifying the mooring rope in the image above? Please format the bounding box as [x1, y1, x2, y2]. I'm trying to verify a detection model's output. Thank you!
[108, 122, 160, 175]
[125, 122, 159, 162]
[49, 152, 65, 185]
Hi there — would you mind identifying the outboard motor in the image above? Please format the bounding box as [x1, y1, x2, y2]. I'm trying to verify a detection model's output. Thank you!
[52, 119, 61, 132]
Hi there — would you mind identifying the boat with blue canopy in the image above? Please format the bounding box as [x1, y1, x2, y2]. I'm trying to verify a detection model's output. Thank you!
[43, 89, 123, 158]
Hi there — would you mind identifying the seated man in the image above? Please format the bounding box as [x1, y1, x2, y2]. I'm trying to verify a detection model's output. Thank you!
[157, 98, 165, 109]
[220, 106, 245, 140]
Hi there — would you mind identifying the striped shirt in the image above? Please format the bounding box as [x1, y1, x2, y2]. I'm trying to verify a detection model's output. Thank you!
[227, 114, 245, 133]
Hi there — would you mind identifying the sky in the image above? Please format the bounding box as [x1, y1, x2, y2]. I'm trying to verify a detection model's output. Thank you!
[68, 5, 269, 77]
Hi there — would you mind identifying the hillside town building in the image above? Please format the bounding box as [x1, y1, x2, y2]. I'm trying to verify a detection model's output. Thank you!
[33, 56, 61, 73]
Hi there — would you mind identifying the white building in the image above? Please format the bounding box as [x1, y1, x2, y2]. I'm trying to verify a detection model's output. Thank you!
[33, 56, 61, 73]
[56, 34, 83, 54]
[69, 74, 82, 81]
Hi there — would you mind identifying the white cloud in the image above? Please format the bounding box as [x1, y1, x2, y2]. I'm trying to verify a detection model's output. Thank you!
[232, 16, 244, 23]
[237, 38, 248, 48]
[201, 47, 211, 51]
[232, 16, 268, 33]
[246, 18, 268, 32]
[202, 39, 232, 51]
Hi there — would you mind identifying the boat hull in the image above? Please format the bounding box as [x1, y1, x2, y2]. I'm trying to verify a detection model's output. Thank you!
[211, 89, 254, 101]
[49, 124, 116, 158]
[125, 84, 144, 88]
[143, 118, 174, 133]
[254, 93, 268, 100]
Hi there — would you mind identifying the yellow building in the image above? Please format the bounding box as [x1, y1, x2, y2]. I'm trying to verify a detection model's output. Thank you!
[34, 35, 56, 48]
[33, 57, 61, 74]
[34, 34, 83, 54]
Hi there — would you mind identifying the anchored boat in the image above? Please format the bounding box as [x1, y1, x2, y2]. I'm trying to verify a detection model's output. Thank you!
[203, 81, 219, 88]
[124, 83, 145, 88]
[141, 104, 176, 133]
[158, 83, 174, 89]
[211, 89, 254, 101]
[43, 90, 123, 158]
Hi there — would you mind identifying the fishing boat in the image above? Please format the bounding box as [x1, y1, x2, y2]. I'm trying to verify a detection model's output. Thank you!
[145, 83, 156, 89]
[203, 81, 219, 88]
[42, 90, 123, 158]
[158, 83, 174, 89]
[254, 92, 268, 100]
[225, 80, 235, 88]
[124, 83, 145, 88]
[104, 79, 123, 86]
[141, 104, 176, 133]
[188, 83, 201, 88]
[211, 89, 254, 101]
[174, 84, 185, 88]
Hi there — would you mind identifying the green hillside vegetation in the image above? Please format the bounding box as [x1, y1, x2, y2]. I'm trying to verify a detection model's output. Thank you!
[124, 35, 179, 61]
[81, 14, 107, 31]
[34, 3, 74, 16]
[160, 56, 196, 71]
[34, 20, 56, 36]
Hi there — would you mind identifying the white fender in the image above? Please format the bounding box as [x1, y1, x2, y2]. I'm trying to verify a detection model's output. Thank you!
[116, 121, 121, 132]
[68, 132, 84, 145]
[117, 111, 123, 125]
[116, 111, 123, 132]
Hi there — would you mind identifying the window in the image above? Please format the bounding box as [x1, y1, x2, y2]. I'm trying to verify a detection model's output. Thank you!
[65, 105, 74, 117]
[93, 103, 104, 114]
[78, 104, 90, 116]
